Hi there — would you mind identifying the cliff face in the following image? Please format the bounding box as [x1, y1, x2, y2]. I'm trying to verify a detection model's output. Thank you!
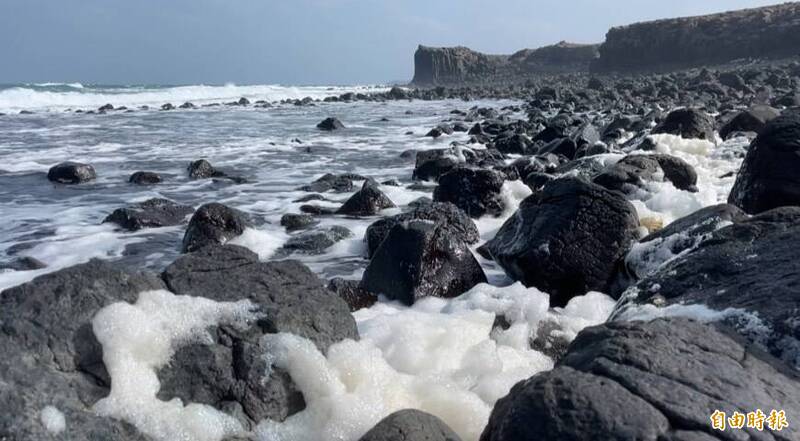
[592, 2, 800, 73]
[411, 42, 599, 85]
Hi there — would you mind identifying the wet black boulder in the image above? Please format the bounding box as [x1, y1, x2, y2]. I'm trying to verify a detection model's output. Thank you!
[361, 221, 486, 305]
[624, 203, 747, 280]
[652, 107, 715, 140]
[481, 318, 800, 441]
[299, 173, 355, 193]
[0, 260, 164, 440]
[433, 167, 505, 218]
[336, 180, 396, 216]
[360, 409, 463, 441]
[594, 153, 698, 193]
[47, 161, 96, 184]
[128, 171, 162, 185]
[161, 245, 358, 425]
[103, 198, 194, 231]
[719, 105, 780, 140]
[487, 178, 639, 306]
[279, 225, 351, 255]
[364, 201, 479, 258]
[728, 112, 800, 214]
[613, 207, 800, 369]
[187, 159, 220, 179]
[181, 202, 251, 252]
[317, 117, 345, 131]
[327, 277, 378, 312]
[412, 148, 461, 181]
[280, 213, 319, 232]
[493, 134, 534, 155]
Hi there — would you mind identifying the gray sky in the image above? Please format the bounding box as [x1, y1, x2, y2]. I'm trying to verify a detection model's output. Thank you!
[0, 0, 784, 85]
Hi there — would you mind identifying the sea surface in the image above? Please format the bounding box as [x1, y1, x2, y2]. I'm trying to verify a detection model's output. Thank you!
[0, 82, 749, 441]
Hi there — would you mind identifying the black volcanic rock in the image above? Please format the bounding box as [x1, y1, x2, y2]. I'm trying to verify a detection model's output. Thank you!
[729, 112, 800, 213]
[592, 2, 800, 73]
[594, 153, 697, 193]
[103, 198, 194, 231]
[481, 318, 800, 441]
[433, 167, 506, 218]
[129, 171, 162, 185]
[361, 221, 486, 305]
[336, 181, 395, 216]
[652, 108, 715, 140]
[47, 162, 96, 184]
[613, 207, 800, 368]
[0, 260, 164, 441]
[487, 178, 639, 306]
[160, 245, 358, 424]
[181, 203, 251, 253]
[317, 117, 345, 131]
[719, 105, 780, 140]
[360, 409, 462, 441]
[364, 201, 479, 258]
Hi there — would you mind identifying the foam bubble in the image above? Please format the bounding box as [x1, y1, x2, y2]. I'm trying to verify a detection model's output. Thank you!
[40, 405, 66, 434]
[92, 290, 257, 441]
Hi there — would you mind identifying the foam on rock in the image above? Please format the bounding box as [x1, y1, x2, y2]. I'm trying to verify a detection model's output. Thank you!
[255, 283, 614, 441]
[40, 405, 66, 434]
[91, 290, 257, 441]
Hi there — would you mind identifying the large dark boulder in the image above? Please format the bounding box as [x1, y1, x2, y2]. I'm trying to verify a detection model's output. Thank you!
[160, 245, 358, 424]
[624, 203, 747, 280]
[103, 198, 194, 231]
[360, 409, 462, 441]
[336, 181, 396, 216]
[47, 161, 96, 184]
[364, 201, 479, 258]
[481, 318, 800, 441]
[728, 112, 800, 214]
[0, 260, 164, 440]
[613, 207, 800, 369]
[433, 168, 506, 218]
[361, 221, 486, 305]
[493, 134, 533, 155]
[487, 178, 639, 306]
[181, 203, 251, 253]
[594, 153, 698, 193]
[412, 149, 462, 181]
[652, 108, 715, 140]
[317, 117, 345, 131]
[719, 105, 780, 140]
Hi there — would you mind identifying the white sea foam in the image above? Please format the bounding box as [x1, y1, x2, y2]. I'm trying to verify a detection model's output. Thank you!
[255, 283, 615, 441]
[0, 84, 388, 113]
[40, 405, 66, 434]
[622, 134, 745, 225]
[92, 290, 257, 441]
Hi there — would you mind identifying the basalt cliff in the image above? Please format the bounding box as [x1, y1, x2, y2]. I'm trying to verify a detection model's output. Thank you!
[411, 42, 599, 86]
[413, 2, 800, 85]
[592, 2, 800, 73]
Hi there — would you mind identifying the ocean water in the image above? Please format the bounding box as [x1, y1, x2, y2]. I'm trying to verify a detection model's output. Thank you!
[0, 83, 749, 441]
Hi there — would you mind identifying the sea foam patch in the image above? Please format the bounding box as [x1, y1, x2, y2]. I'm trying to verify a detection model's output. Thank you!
[256, 283, 615, 441]
[92, 290, 257, 441]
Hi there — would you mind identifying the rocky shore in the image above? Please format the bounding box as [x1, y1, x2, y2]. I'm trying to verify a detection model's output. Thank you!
[2, 51, 800, 440]
[3, 4, 800, 440]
